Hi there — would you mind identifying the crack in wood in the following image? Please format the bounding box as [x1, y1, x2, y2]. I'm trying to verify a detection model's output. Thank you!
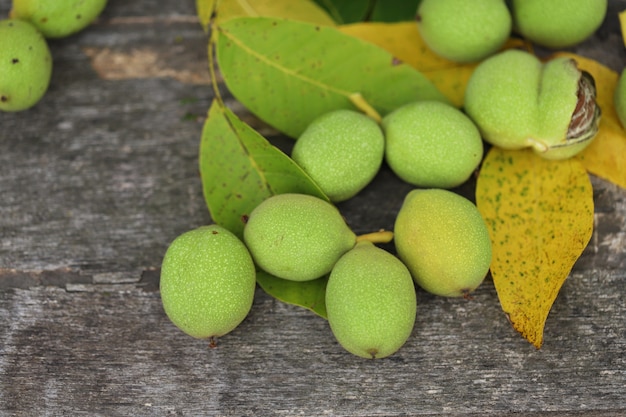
[0, 268, 160, 292]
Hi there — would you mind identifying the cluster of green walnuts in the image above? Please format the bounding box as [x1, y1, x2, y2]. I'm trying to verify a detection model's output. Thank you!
[160, 189, 492, 359]
[0, 0, 107, 112]
[417, 0, 626, 137]
[416, 0, 607, 63]
[159, 0, 626, 359]
[161, 99, 496, 359]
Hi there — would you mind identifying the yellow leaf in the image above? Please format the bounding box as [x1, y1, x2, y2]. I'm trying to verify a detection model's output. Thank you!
[420, 66, 475, 108]
[339, 21, 458, 72]
[339, 22, 531, 107]
[580, 116, 626, 189]
[197, 0, 336, 31]
[475, 147, 594, 349]
[196, 0, 214, 32]
[552, 52, 626, 189]
[339, 21, 468, 106]
[619, 9, 626, 47]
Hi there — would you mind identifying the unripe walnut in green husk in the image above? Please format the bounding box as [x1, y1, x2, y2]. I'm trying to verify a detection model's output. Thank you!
[464, 49, 600, 160]
[382, 100, 483, 188]
[160, 225, 257, 340]
[509, 0, 607, 49]
[11, 0, 108, 38]
[416, 0, 512, 63]
[0, 19, 52, 112]
[394, 189, 492, 298]
[243, 193, 356, 282]
[291, 109, 384, 203]
[326, 241, 416, 359]
[614, 69, 626, 130]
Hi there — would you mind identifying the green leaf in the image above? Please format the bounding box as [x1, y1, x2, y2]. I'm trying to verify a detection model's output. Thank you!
[199, 99, 328, 239]
[369, 0, 422, 22]
[312, 0, 422, 23]
[312, 0, 370, 24]
[256, 271, 329, 318]
[215, 16, 448, 138]
[199, 0, 336, 29]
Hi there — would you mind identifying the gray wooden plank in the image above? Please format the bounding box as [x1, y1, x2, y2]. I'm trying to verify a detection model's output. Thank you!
[0, 2, 214, 276]
[0, 270, 624, 416]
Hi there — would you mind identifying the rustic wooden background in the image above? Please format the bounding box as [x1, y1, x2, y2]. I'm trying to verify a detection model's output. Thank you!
[1, 1, 625, 416]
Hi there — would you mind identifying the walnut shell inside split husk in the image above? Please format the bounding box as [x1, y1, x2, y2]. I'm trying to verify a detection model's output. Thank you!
[541, 70, 601, 160]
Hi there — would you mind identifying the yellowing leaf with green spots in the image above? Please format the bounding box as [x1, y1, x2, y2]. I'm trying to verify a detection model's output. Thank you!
[475, 147, 594, 349]
[196, 0, 336, 32]
[339, 21, 531, 107]
[550, 53, 626, 189]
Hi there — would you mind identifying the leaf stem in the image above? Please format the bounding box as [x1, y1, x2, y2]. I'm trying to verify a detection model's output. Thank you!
[349, 93, 382, 123]
[207, 8, 224, 106]
[355, 229, 394, 244]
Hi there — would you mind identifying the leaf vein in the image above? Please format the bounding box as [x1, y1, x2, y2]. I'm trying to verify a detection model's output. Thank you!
[217, 23, 355, 99]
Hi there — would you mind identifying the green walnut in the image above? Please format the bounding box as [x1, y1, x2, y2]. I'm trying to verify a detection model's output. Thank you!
[11, 0, 108, 39]
[291, 109, 384, 203]
[394, 189, 492, 298]
[325, 241, 416, 359]
[615, 69, 626, 130]
[416, 0, 512, 63]
[160, 225, 257, 340]
[243, 193, 356, 282]
[509, 0, 607, 49]
[464, 49, 601, 160]
[0, 19, 52, 112]
[382, 100, 483, 188]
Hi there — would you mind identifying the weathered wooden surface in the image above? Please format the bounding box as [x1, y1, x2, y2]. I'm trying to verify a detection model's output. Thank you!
[1, 1, 625, 416]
